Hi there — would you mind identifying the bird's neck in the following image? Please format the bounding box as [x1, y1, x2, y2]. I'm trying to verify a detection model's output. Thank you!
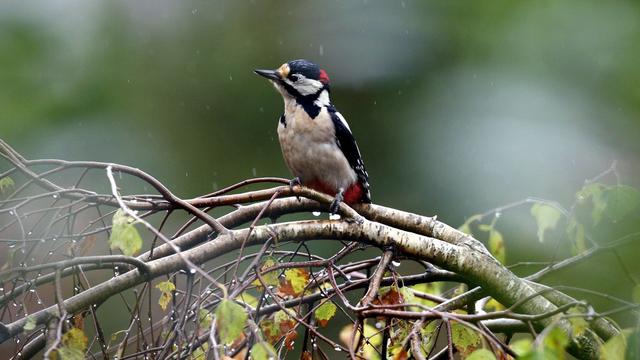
[283, 89, 331, 120]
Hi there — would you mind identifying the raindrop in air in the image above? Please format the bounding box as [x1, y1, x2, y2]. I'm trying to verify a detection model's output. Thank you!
[52, 194, 58, 199]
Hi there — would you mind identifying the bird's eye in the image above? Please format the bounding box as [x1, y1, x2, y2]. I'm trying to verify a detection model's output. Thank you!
[290, 74, 300, 81]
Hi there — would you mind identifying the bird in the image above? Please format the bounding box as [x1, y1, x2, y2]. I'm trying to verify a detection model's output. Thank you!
[254, 59, 371, 214]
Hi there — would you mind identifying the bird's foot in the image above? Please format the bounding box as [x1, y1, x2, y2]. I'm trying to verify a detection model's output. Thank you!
[289, 177, 301, 202]
[329, 188, 345, 215]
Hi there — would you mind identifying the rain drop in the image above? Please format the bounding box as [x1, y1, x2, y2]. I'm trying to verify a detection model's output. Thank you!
[334, 346, 342, 352]
[312, 211, 321, 217]
[391, 260, 401, 267]
[329, 214, 341, 220]
[52, 194, 58, 199]
[189, 268, 196, 274]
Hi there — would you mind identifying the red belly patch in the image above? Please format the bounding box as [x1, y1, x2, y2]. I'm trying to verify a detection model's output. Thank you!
[305, 180, 364, 205]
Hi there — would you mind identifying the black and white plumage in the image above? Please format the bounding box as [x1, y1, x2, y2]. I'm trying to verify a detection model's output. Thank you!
[255, 59, 371, 210]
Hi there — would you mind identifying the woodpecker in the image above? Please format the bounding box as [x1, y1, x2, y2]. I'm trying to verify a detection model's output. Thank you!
[255, 59, 371, 213]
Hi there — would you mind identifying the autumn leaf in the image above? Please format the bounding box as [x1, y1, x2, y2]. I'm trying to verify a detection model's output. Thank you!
[314, 300, 337, 327]
[56, 327, 88, 360]
[155, 281, 175, 311]
[215, 299, 248, 344]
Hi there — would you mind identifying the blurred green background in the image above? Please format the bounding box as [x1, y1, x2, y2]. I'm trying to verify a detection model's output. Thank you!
[2, 0, 639, 331]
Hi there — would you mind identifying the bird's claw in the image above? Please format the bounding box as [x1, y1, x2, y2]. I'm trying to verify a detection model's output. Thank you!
[289, 177, 301, 187]
[289, 177, 301, 202]
[329, 189, 345, 215]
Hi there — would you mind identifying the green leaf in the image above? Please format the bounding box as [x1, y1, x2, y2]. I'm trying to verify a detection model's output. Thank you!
[109, 209, 142, 256]
[23, 315, 36, 331]
[251, 341, 278, 360]
[604, 185, 640, 222]
[530, 203, 563, 243]
[488, 229, 506, 264]
[510, 338, 533, 357]
[314, 300, 337, 327]
[576, 183, 607, 225]
[0, 176, 15, 194]
[567, 217, 587, 255]
[542, 327, 569, 358]
[451, 322, 482, 356]
[238, 291, 259, 309]
[625, 328, 640, 360]
[215, 299, 247, 344]
[253, 257, 279, 288]
[190, 343, 209, 360]
[459, 214, 482, 236]
[198, 309, 212, 330]
[477, 224, 493, 232]
[566, 307, 589, 337]
[633, 284, 640, 303]
[600, 330, 629, 360]
[466, 348, 497, 360]
[155, 281, 175, 311]
[57, 327, 88, 360]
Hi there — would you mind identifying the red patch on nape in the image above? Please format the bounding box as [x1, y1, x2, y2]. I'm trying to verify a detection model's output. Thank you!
[319, 69, 330, 84]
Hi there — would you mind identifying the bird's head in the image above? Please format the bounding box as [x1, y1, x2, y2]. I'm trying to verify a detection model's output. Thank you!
[255, 59, 331, 99]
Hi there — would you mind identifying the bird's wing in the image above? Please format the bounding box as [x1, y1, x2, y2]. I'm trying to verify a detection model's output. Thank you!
[329, 108, 372, 202]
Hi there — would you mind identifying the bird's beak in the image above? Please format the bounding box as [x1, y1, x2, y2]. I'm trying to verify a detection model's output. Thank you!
[254, 69, 281, 81]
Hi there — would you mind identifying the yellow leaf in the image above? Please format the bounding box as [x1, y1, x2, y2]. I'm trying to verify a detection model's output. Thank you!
[155, 281, 176, 311]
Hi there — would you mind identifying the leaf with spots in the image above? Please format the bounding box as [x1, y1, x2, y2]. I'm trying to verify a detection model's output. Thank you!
[252, 256, 279, 289]
[279, 268, 309, 297]
[56, 327, 88, 360]
[314, 300, 337, 327]
[215, 299, 247, 345]
[451, 322, 482, 356]
[155, 281, 175, 311]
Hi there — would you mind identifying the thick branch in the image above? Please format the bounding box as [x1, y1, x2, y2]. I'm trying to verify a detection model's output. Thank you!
[1, 219, 608, 359]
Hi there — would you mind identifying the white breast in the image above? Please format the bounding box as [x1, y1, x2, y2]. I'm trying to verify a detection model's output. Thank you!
[277, 100, 357, 192]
